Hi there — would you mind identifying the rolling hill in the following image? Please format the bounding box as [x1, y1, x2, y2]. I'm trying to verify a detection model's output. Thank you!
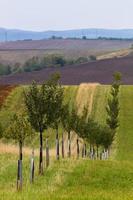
[1, 28, 133, 41]
[0, 56, 133, 85]
[0, 84, 133, 200]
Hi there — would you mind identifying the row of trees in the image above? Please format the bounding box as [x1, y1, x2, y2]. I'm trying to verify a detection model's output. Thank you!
[1, 72, 121, 179]
[0, 54, 97, 76]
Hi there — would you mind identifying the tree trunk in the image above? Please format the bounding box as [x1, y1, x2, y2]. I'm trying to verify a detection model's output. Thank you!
[89, 144, 92, 159]
[84, 143, 87, 157]
[46, 138, 49, 167]
[77, 138, 79, 159]
[68, 131, 71, 158]
[39, 129, 43, 175]
[56, 128, 59, 160]
[19, 141, 23, 161]
[62, 132, 64, 158]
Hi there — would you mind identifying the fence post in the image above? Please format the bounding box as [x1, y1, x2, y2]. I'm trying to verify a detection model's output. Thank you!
[17, 160, 22, 190]
[56, 129, 60, 160]
[84, 143, 87, 157]
[77, 138, 80, 159]
[62, 132, 64, 158]
[67, 132, 71, 158]
[46, 138, 49, 168]
[30, 149, 34, 183]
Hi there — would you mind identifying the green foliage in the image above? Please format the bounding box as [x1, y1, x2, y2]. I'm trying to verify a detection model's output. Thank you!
[24, 81, 49, 132]
[5, 113, 33, 144]
[23, 56, 41, 72]
[89, 55, 97, 61]
[100, 126, 114, 149]
[75, 56, 89, 64]
[0, 64, 11, 75]
[106, 72, 121, 132]
[61, 104, 78, 134]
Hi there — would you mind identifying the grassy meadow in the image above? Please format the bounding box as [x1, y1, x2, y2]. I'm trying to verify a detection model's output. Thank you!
[0, 84, 133, 200]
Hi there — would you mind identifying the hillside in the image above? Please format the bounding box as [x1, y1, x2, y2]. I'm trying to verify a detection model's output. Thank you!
[0, 85, 133, 200]
[0, 39, 132, 65]
[1, 28, 133, 41]
[1, 56, 133, 85]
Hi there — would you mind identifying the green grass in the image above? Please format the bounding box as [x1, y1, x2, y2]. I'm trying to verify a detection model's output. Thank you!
[0, 85, 133, 200]
[116, 86, 133, 161]
[0, 155, 133, 200]
[91, 85, 110, 124]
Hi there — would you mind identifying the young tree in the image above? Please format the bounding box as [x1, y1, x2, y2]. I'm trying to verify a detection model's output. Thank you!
[61, 105, 78, 157]
[24, 81, 49, 174]
[5, 113, 33, 160]
[100, 126, 114, 151]
[106, 72, 121, 137]
[24, 73, 62, 173]
[48, 74, 64, 160]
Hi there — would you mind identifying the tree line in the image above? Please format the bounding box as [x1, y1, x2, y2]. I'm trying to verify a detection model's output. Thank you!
[0, 54, 96, 76]
[0, 71, 121, 189]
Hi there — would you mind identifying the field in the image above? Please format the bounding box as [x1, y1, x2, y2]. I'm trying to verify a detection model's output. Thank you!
[0, 56, 133, 85]
[0, 85, 133, 200]
[0, 39, 132, 65]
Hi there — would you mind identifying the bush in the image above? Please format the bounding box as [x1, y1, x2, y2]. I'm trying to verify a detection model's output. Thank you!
[89, 55, 97, 61]
[75, 57, 89, 64]
[0, 64, 11, 75]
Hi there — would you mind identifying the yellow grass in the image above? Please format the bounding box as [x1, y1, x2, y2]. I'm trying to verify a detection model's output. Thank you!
[76, 83, 99, 115]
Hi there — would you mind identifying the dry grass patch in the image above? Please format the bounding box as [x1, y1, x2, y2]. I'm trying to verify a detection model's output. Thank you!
[76, 83, 99, 115]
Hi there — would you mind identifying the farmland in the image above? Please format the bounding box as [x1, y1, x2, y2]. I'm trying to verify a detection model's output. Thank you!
[0, 39, 133, 200]
[0, 39, 132, 65]
[0, 56, 133, 85]
[0, 84, 133, 200]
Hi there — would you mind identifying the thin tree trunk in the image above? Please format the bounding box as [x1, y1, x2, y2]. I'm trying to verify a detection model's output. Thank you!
[84, 143, 87, 157]
[92, 145, 95, 160]
[39, 129, 43, 175]
[62, 132, 64, 158]
[89, 143, 92, 159]
[46, 138, 49, 167]
[56, 127, 59, 160]
[68, 131, 71, 158]
[19, 141, 23, 161]
[77, 138, 80, 159]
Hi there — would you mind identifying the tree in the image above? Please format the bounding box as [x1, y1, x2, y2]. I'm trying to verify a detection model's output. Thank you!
[106, 72, 121, 136]
[24, 73, 62, 173]
[5, 113, 33, 160]
[24, 81, 49, 174]
[61, 105, 78, 157]
[48, 73, 64, 160]
[100, 126, 114, 151]
[82, 36, 87, 40]
[89, 55, 97, 61]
